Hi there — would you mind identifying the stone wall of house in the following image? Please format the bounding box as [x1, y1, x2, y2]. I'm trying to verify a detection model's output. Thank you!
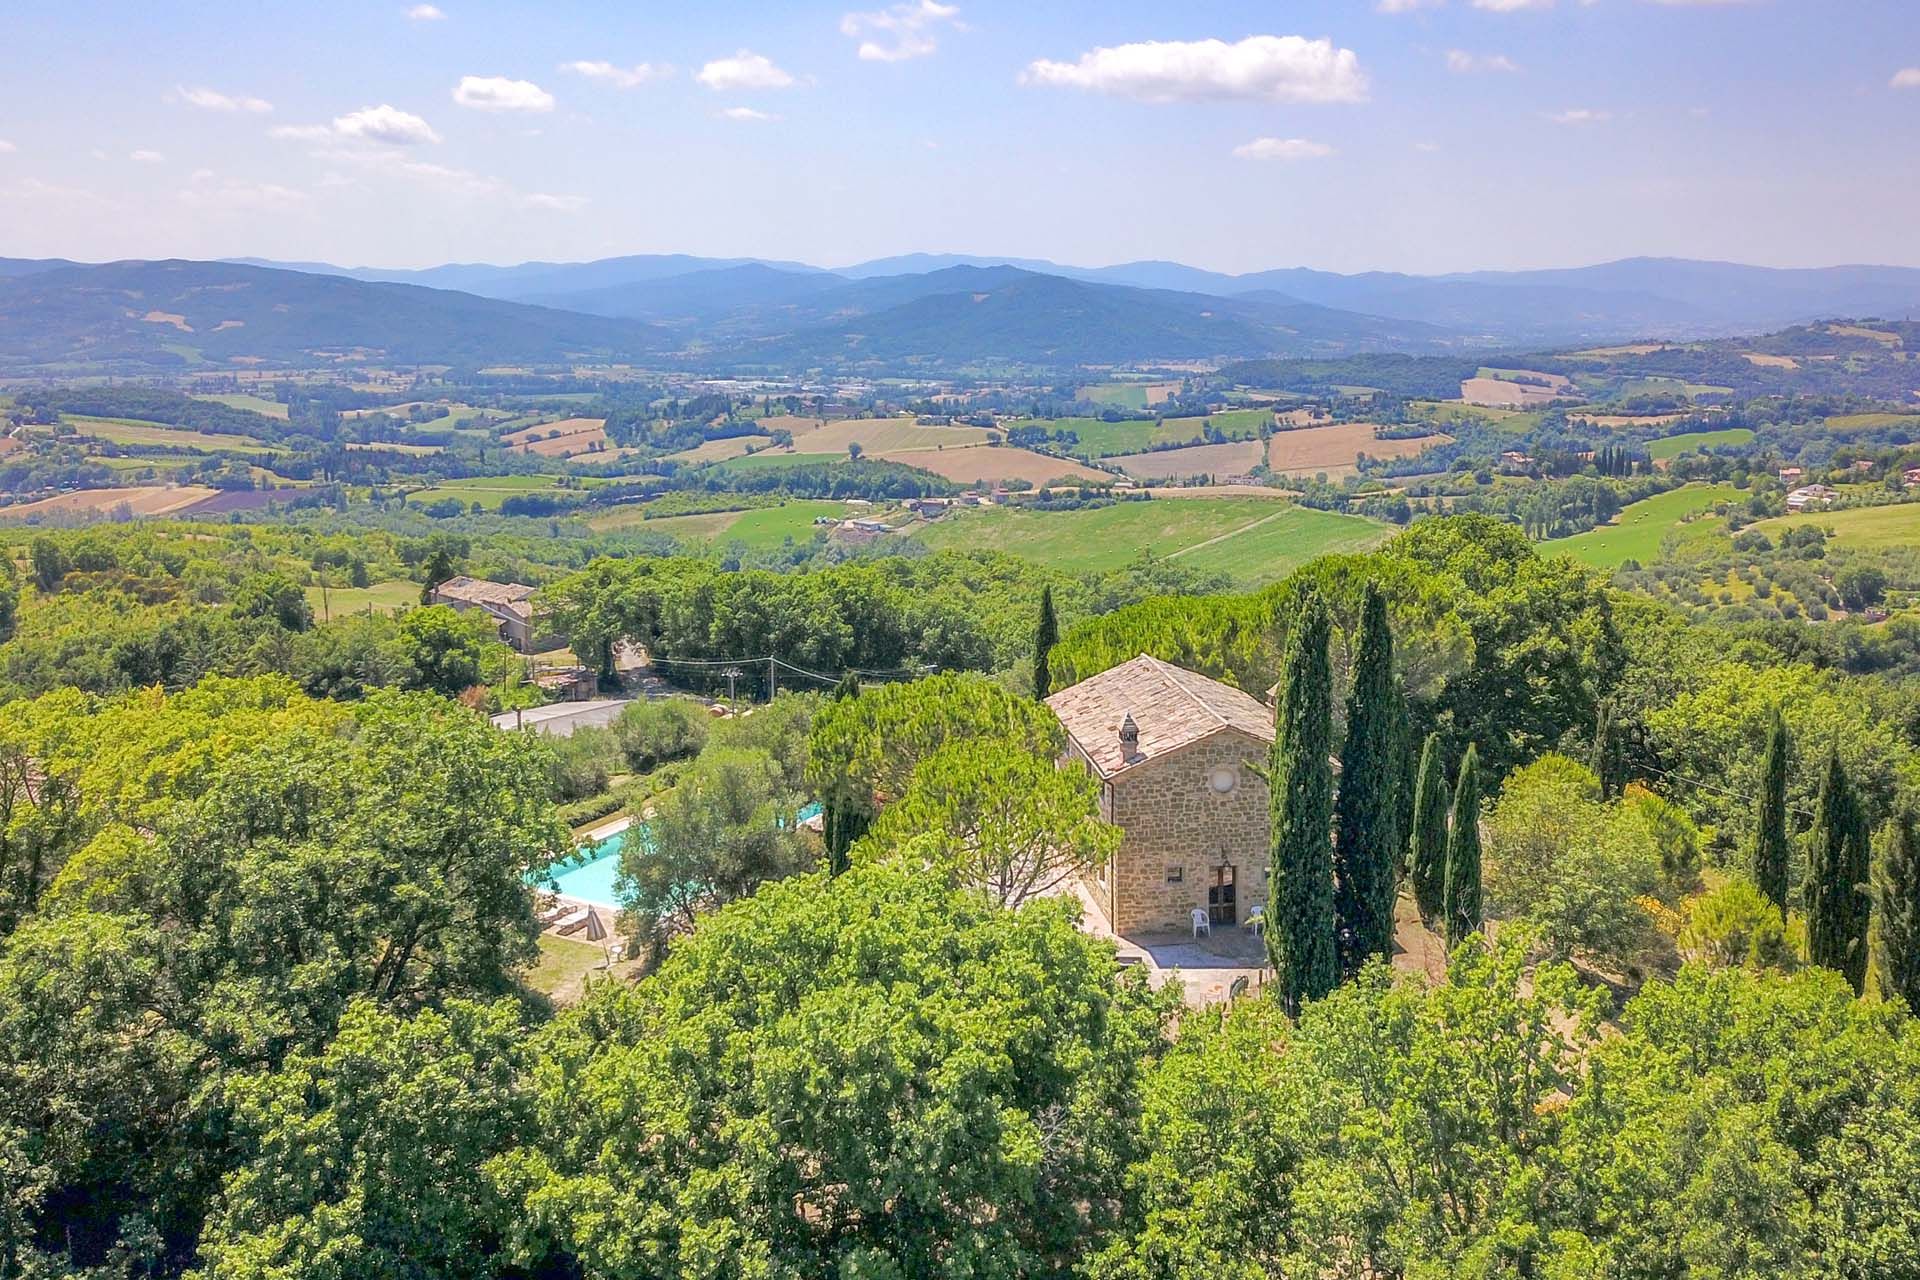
[1098, 730, 1271, 935]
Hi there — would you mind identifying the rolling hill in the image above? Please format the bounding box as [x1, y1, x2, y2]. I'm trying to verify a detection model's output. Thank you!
[0, 259, 665, 370]
[726, 269, 1455, 369]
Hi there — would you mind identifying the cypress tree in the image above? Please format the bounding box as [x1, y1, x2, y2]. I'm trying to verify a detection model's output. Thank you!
[1333, 582, 1399, 976]
[1589, 697, 1620, 800]
[1876, 807, 1920, 1015]
[821, 673, 869, 876]
[1266, 592, 1337, 1017]
[1753, 708, 1792, 914]
[1408, 734, 1450, 926]
[1391, 684, 1418, 888]
[1443, 746, 1483, 951]
[1032, 585, 1058, 700]
[1807, 746, 1871, 994]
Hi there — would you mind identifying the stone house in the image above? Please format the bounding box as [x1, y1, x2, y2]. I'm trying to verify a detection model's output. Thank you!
[428, 575, 538, 651]
[1047, 654, 1274, 935]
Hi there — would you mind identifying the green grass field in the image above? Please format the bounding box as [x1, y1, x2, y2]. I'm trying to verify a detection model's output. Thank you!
[191, 392, 289, 419]
[1409, 401, 1540, 434]
[914, 497, 1387, 586]
[1826, 413, 1920, 433]
[1079, 384, 1149, 410]
[1547, 484, 1742, 569]
[1050, 409, 1271, 460]
[614, 500, 848, 549]
[1647, 428, 1755, 461]
[305, 579, 421, 619]
[1753, 502, 1920, 551]
[409, 474, 592, 511]
[95, 455, 196, 473]
[60, 415, 282, 453]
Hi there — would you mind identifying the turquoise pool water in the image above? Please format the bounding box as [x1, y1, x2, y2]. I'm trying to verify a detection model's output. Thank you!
[535, 801, 821, 911]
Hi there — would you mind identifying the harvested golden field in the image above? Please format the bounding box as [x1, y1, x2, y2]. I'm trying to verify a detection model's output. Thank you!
[1461, 378, 1565, 409]
[1, 485, 218, 519]
[665, 436, 766, 464]
[1269, 423, 1447, 476]
[503, 417, 606, 447]
[1827, 324, 1901, 346]
[787, 417, 996, 456]
[1276, 407, 1333, 427]
[1569, 413, 1687, 429]
[1143, 381, 1181, 406]
[508, 419, 611, 458]
[1567, 343, 1671, 357]
[1742, 353, 1800, 369]
[1107, 440, 1264, 482]
[757, 415, 824, 435]
[881, 445, 1109, 487]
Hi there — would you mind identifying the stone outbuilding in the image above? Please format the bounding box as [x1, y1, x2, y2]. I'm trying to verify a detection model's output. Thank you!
[428, 575, 538, 651]
[1047, 654, 1274, 936]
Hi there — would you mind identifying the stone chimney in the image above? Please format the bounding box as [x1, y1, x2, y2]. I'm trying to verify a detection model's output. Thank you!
[1118, 711, 1139, 753]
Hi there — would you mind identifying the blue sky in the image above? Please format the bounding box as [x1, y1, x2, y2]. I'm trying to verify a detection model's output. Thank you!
[2, 0, 1916, 273]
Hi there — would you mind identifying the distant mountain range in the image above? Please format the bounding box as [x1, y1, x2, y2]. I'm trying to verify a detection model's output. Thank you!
[230, 250, 1920, 346]
[0, 259, 663, 371]
[1, 250, 1917, 374]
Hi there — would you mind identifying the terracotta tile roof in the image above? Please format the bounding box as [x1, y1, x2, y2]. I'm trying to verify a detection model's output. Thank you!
[1046, 654, 1274, 780]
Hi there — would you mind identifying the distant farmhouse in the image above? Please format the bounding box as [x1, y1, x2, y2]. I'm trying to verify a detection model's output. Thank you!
[1047, 655, 1274, 935]
[428, 575, 538, 652]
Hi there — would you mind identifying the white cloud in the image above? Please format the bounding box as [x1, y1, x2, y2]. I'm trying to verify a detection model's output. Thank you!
[406, 4, 445, 19]
[561, 60, 669, 88]
[1473, 0, 1554, 9]
[697, 50, 798, 91]
[129, 149, 165, 163]
[840, 1, 960, 63]
[1413, 140, 1442, 152]
[268, 124, 336, 142]
[521, 192, 587, 211]
[1022, 35, 1368, 105]
[176, 86, 273, 113]
[1377, 0, 1443, 9]
[331, 104, 442, 145]
[179, 178, 308, 212]
[1549, 107, 1611, 124]
[1233, 136, 1334, 161]
[453, 75, 555, 112]
[0, 140, 15, 155]
[1893, 68, 1920, 90]
[719, 106, 778, 122]
[1446, 50, 1519, 73]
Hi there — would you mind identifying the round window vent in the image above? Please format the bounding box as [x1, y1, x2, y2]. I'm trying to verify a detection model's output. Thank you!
[1209, 766, 1238, 794]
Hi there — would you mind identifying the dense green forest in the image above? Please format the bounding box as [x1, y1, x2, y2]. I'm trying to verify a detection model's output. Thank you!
[6, 513, 1920, 1277]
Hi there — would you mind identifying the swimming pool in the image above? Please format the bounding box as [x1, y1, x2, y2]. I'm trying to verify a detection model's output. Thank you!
[534, 801, 821, 912]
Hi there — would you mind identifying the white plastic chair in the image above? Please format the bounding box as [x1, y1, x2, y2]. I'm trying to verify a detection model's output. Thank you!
[1245, 905, 1266, 938]
[1191, 908, 1211, 938]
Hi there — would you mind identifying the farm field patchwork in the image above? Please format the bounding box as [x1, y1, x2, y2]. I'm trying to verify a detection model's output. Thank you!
[1546, 483, 1742, 569]
[408, 474, 596, 510]
[1410, 401, 1539, 433]
[607, 500, 853, 549]
[1647, 428, 1755, 461]
[783, 417, 995, 456]
[0, 485, 220, 520]
[914, 496, 1386, 585]
[1267, 423, 1446, 477]
[1826, 413, 1920, 433]
[191, 392, 289, 419]
[1753, 501, 1920, 552]
[879, 446, 1110, 486]
[58, 415, 281, 453]
[664, 436, 768, 464]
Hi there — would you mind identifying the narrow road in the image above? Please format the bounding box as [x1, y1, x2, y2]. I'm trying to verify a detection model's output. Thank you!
[1166, 506, 1292, 560]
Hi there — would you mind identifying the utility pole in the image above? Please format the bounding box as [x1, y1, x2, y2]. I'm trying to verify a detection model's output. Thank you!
[721, 666, 745, 704]
[769, 655, 777, 700]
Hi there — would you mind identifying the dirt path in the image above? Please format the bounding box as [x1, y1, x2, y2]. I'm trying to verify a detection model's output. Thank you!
[1166, 506, 1293, 560]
